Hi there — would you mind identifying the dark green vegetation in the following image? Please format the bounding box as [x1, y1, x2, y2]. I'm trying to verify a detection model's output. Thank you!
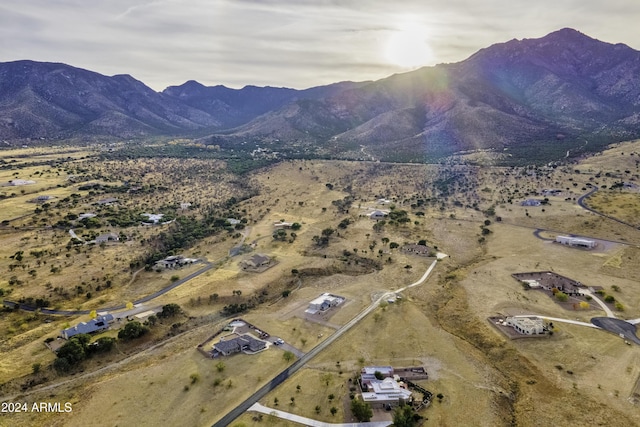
[54, 334, 116, 373]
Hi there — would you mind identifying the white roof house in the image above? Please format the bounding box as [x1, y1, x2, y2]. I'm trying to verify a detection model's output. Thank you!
[555, 235, 596, 249]
[361, 377, 412, 408]
[506, 317, 545, 335]
[305, 293, 344, 314]
[361, 366, 394, 380]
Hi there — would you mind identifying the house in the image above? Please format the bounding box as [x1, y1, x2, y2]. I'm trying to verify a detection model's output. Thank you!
[377, 198, 392, 205]
[555, 235, 596, 249]
[95, 197, 118, 205]
[368, 210, 387, 220]
[213, 334, 267, 356]
[61, 314, 114, 339]
[505, 317, 545, 335]
[29, 195, 55, 203]
[521, 199, 541, 207]
[240, 253, 272, 271]
[360, 366, 413, 408]
[401, 244, 430, 256]
[9, 179, 35, 186]
[95, 232, 119, 243]
[227, 218, 241, 225]
[305, 293, 344, 314]
[361, 366, 394, 381]
[154, 255, 199, 269]
[141, 213, 165, 224]
[273, 221, 293, 229]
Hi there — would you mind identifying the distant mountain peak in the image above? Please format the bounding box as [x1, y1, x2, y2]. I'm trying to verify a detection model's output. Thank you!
[1, 28, 640, 164]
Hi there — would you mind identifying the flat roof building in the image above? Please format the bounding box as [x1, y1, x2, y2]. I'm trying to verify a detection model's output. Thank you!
[555, 235, 596, 249]
[360, 366, 412, 408]
[506, 317, 545, 335]
[305, 293, 344, 314]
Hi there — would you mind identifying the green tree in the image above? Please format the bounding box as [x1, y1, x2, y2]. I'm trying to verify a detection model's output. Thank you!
[392, 404, 416, 427]
[90, 336, 116, 353]
[118, 321, 149, 340]
[330, 407, 338, 416]
[216, 361, 226, 372]
[158, 303, 181, 318]
[374, 371, 384, 380]
[555, 292, 568, 302]
[57, 336, 88, 364]
[283, 351, 295, 362]
[351, 397, 373, 422]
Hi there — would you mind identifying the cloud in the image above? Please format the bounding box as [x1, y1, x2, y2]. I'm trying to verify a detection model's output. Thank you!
[1, 0, 639, 90]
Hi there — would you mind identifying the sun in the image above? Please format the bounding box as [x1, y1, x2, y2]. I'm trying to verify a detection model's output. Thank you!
[385, 22, 433, 69]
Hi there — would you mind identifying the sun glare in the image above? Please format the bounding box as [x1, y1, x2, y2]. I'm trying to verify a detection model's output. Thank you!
[385, 22, 433, 69]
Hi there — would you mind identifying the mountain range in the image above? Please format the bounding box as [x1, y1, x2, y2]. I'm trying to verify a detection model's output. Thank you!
[2, 28, 640, 162]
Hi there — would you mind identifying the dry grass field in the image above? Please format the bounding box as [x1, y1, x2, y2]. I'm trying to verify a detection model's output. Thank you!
[2, 140, 640, 427]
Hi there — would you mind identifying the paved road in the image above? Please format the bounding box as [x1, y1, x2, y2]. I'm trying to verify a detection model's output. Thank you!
[3, 259, 216, 316]
[249, 402, 392, 427]
[591, 317, 640, 345]
[577, 186, 640, 230]
[212, 259, 440, 427]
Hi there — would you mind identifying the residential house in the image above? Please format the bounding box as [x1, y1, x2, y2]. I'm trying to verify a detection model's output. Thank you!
[505, 317, 545, 335]
[521, 199, 542, 207]
[240, 253, 272, 271]
[213, 334, 267, 356]
[61, 314, 114, 339]
[368, 210, 387, 220]
[154, 255, 199, 269]
[305, 293, 344, 314]
[401, 244, 430, 256]
[555, 235, 596, 249]
[95, 232, 119, 243]
[273, 221, 293, 229]
[360, 366, 412, 408]
[95, 197, 118, 205]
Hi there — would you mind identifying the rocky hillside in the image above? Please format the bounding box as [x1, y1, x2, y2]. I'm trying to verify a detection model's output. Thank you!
[2, 29, 640, 162]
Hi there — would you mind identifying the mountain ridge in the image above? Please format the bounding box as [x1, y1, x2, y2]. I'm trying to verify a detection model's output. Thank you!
[2, 28, 640, 162]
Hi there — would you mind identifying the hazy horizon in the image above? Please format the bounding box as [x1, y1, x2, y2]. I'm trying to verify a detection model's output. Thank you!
[1, 1, 639, 91]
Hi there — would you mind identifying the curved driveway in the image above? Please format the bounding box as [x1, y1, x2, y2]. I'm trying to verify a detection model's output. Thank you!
[577, 186, 639, 230]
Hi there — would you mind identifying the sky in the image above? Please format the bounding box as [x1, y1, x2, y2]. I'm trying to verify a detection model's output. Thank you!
[1, 0, 639, 91]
